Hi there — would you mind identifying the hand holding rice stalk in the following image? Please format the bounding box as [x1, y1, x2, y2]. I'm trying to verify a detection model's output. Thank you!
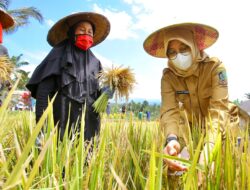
[93, 65, 136, 113]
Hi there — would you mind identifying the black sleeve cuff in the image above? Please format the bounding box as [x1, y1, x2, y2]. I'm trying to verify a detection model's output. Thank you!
[164, 136, 178, 146]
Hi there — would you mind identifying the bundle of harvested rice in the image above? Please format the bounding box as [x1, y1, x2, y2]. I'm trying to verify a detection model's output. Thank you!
[93, 65, 136, 113]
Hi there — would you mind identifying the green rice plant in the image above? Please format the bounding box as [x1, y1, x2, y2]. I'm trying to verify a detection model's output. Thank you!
[110, 164, 127, 190]
[224, 127, 235, 189]
[248, 154, 250, 189]
[3, 95, 56, 189]
[127, 135, 146, 189]
[0, 89, 249, 189]
[184, 135, 204, 190]
[211, 133, 222, 189]
[0, 79, 19, 129]
[89, 130, 107, 190]
[93, 92, 109, 113]
[155, 142, 163, 190]
[24, 128, 56, 189]
[147, 142, 156, 189]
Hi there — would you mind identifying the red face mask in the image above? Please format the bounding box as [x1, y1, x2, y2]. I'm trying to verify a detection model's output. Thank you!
[74, 34, 93, 51]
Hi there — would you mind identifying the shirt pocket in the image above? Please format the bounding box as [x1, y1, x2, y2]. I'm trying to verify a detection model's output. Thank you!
[176, 94, 186, 102]
[176, 92, 190, 109]
[176, 90, 189, 102]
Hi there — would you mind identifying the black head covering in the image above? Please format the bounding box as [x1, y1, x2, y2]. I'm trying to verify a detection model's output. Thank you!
[26, 39, 102, 100]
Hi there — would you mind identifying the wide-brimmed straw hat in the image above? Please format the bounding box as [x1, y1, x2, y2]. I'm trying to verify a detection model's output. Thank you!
[143, 22, 219, 58]
[47, 12, 110, 47]
[0, 8, 14, 29]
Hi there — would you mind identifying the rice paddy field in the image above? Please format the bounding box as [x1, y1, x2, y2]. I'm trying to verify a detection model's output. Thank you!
[0, 86, 250, 190]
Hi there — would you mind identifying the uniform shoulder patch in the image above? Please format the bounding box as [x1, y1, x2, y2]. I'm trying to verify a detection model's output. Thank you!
[218, 69, 227, 85]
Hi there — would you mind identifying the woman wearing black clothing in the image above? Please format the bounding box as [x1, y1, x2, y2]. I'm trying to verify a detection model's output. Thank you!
[27, 12, 112, 141]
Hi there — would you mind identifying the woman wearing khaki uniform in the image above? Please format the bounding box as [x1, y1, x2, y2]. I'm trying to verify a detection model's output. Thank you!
[143, 23, 239, 173]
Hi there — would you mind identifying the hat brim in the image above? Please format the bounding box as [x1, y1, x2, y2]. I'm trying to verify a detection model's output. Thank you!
[0, 9, 14, 29]
[143, 22, 219, 58]
[47, 12, 110, 47]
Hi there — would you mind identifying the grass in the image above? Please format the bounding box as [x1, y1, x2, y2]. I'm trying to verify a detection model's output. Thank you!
[0, 86, 249, 189]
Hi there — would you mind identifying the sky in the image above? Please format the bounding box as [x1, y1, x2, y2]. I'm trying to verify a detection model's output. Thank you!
[3, 0, 250, 102]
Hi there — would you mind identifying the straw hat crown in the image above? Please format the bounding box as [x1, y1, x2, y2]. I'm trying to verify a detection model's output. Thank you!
[143, 22, 219, 58]
[47, 12, 110, 47]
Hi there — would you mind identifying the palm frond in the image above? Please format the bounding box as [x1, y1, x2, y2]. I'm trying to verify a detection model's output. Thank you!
[8, 7, 43, 22]
[10, 54, 29, 68]
[10, 54, 22, 65]
[0, 0, 10, 9]
[16, 61, 29, 67]
[5, 7, 43, 33]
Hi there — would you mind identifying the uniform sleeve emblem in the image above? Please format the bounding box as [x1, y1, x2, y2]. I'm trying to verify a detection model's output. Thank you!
[218, 70, 227, 85]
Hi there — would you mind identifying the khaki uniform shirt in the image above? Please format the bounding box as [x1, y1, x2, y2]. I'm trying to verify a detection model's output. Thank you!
[160, 58, 239, 143]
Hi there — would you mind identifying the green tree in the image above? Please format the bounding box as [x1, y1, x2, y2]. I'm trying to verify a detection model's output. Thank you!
[233, 99, 241, 105]
[142, 100, 149, 109]
[0, 0, 43, 33]
[10, 54, 30, 89]
[128, 100, 136, 112]
[245, 93, 250, 99]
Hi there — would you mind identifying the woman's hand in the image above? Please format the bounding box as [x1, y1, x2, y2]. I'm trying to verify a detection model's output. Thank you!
[163, 140, 188, 171]
[102, 86, 115, 99]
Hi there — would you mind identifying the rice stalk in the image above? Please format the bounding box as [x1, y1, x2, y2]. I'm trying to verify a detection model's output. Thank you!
[0, 96, 249, 189]
[147, 141, 156, 190]
[93, 65, 136, 113]
[110, 164, 127, 190]
[24, 128, 56, 189]
[3, 94, 56, 188]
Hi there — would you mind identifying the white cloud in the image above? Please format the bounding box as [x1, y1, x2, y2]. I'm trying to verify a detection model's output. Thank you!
[129, 58, 166, 100]
[131, 5, 142, 15]
[46, 19, 55, 27]
[20, 64, 37, 77]
[23, 51, 48, 62]
[92, 4, 138, 40]
[122, 0, 133, 4]
[20, 51, 48, 76]
[131, 73, 161, 100]
[93, 51, 118, 68]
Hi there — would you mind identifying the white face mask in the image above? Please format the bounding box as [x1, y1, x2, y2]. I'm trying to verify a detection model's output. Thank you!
[171, 53, 193, 70]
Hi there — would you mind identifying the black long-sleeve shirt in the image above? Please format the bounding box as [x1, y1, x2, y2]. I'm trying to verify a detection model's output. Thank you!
[35, 76, 56, 123]
[27, 40, 102, 140]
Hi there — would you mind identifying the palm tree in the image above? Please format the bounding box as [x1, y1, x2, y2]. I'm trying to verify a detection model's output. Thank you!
[10, 54, 30, 89]
[0, 0, 43, 33]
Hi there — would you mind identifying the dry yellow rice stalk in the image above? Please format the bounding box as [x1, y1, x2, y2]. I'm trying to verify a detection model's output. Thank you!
[0, 55, 13, 81]
[93, 65, 136, 113]
[98, 65, 136, 101]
